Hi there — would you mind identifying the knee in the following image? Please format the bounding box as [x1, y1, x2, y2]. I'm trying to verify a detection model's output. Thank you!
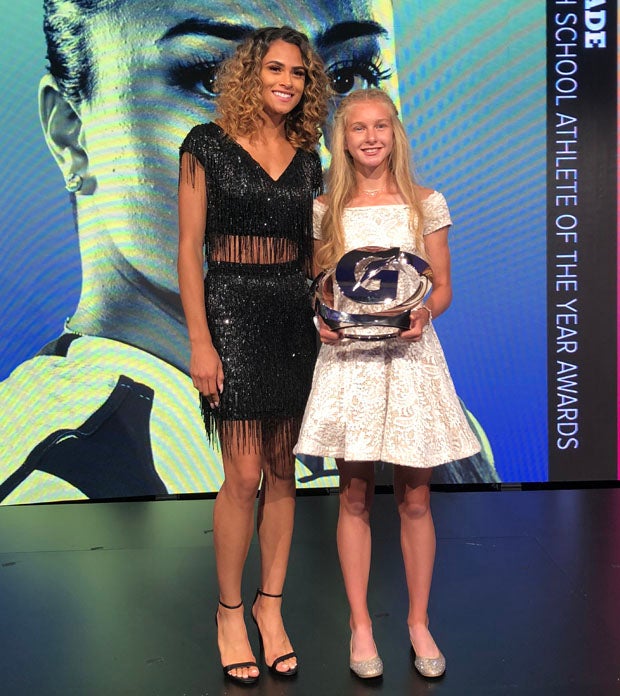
[262, 470, 296, 497]
[340, 478, 372, 518]
[398, 492, 430, 521]
[225, 469, 262, 503]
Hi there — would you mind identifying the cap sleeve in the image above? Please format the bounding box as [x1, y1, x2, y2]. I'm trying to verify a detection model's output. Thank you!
[179, 125, 207, 189]
[312, 199, 327, 240]
[422, 191, 452, 235]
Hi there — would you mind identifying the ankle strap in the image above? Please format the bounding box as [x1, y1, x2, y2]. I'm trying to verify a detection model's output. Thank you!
[219, 598, 243, 610]
[257, 588, 283, 599]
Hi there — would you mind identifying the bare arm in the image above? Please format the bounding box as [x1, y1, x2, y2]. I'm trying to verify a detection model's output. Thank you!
[177, 152, 223, 406]
[400, 226, 452, 341]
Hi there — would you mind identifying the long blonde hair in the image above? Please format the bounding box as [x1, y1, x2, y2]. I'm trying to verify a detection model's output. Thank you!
[316, 89, 425, 269]
[215, 26, 330, 150]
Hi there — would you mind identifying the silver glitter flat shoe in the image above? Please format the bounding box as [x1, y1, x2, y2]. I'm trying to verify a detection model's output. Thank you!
[349, 640, 383, 679]
[411, 645, 446, 678]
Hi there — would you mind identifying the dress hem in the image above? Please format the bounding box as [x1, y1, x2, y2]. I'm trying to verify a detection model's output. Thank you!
[292, 446, 481, 469]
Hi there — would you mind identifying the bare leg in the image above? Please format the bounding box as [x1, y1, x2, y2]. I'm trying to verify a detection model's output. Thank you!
[214, 438, 262, 681]
[337, 459, 378, 662]
[393, 466, 441, 658]
[252, 456, 298, 673]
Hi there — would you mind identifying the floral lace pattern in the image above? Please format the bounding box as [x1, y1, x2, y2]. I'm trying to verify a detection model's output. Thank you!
[295, 194, 480, 467]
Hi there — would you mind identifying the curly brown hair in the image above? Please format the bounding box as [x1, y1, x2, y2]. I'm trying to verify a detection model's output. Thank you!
[215, 26, 330, 150]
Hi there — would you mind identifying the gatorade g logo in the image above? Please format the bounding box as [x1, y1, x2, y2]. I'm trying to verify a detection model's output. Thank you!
[312, 246, 432, 340]
[335, 246, 401, 304]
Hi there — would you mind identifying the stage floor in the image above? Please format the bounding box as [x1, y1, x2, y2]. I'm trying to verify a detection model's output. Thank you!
[1, 487, 619, 695]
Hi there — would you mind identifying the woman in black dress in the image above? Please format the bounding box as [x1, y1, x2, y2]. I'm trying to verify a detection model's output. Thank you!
[177, 27, 329, 684]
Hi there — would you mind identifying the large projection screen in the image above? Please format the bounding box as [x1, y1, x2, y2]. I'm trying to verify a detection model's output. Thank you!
[0, 1, 617, 504]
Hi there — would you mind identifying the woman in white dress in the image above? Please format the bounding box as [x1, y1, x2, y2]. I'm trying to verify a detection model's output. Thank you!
[294, 89, 480, 679]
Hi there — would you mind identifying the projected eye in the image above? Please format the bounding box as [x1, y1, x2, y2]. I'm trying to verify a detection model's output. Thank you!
[327, 60, 393, 96]
[168, 58, 222, 99]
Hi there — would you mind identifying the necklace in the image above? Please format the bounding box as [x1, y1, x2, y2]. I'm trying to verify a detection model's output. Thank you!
[360, 186, 386, 197]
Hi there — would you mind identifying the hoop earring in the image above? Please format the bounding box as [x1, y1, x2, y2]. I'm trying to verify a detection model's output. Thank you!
[65, 173, 83, 193]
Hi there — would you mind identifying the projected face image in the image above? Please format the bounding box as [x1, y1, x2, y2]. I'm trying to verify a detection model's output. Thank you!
[0, 0, 505, 506]
[0, 0, 402, 501]
[42, 0, 399, 332]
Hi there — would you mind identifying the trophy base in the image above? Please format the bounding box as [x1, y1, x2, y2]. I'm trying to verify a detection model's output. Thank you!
[321, 309, 412, 341]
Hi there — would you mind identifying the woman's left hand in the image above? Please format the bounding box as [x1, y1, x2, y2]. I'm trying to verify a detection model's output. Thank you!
[399, 307, 430, 342]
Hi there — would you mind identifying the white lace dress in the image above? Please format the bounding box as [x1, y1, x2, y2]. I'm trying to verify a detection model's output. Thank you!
[294, 192, 480, 468]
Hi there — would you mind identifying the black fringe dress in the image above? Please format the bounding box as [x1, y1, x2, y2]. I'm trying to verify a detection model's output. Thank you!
[179, 122, 321, 476]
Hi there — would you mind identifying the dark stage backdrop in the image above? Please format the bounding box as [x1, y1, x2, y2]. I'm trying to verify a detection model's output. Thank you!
[0, 1, 617, 504]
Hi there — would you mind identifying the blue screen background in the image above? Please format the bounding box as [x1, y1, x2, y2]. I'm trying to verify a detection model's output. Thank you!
[0, 0, 546, 486]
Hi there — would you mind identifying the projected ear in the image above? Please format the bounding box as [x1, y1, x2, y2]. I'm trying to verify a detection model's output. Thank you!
[38, 74, 96, 194]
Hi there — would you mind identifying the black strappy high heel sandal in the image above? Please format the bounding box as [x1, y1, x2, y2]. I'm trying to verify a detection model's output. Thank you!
[215, 599, 259, 685]
[251, 589, 298, 677]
